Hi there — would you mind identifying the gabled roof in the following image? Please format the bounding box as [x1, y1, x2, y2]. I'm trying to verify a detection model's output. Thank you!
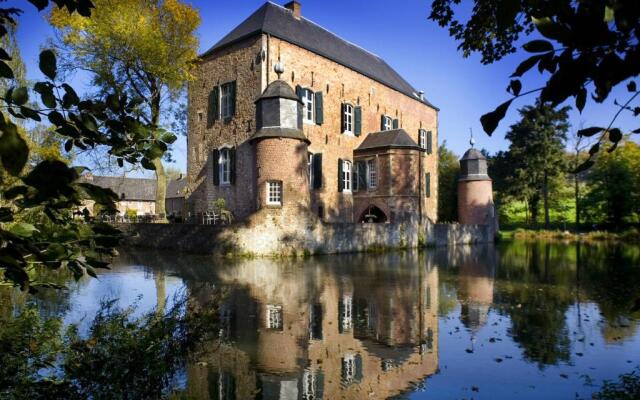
[81, 175, 187, 201]
[355, 129, 422, 152]
[201, 2, 437, 110]
[167, 178, 187, 199]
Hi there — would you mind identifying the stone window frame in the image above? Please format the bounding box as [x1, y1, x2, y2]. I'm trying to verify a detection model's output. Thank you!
[301, 87, 315, 123]
[342, 102, 354, 135]
[342, 160, 352, 193]
[218, 146, 232, 186]
[382, 115, 393, 131]
[419, 129, 426, 150]
[220, 81, 234, 119]
[366, 159, 378, 189]
[266, 180, 283, 206]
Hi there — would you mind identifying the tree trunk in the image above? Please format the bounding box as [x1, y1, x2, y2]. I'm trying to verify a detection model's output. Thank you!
[529, 194, 540, 228]
[543, 171, 550, 229]
[574, 172, 580, 230]
[149, 78, 166, 219]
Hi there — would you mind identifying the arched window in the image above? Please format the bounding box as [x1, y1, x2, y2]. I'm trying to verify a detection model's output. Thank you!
[343, 103, 353, 134]
[218, 148, 231, 185]
[382, 115, 393, 131]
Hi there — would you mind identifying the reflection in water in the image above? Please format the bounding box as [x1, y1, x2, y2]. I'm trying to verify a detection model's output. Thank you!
[2, 241, 639, 399]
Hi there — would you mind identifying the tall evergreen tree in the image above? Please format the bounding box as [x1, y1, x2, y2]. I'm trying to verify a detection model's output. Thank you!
[503, 104, 570, 228]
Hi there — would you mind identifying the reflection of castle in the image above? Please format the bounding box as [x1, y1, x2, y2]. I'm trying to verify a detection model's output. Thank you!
[183, 254, 439, 399]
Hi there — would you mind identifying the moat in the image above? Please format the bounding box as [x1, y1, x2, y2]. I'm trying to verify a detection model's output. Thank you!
[3, 241, 639, 399]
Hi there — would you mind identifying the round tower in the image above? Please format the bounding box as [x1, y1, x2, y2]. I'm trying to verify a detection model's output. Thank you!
[250, 78, 310, 213]
[457, 147, 495, 227]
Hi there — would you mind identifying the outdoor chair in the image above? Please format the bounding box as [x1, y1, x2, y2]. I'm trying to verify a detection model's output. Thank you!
[203, 210, 219, 225]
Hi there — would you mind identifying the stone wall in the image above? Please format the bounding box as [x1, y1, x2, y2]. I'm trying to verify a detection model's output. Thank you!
[427, 223, 493, 247]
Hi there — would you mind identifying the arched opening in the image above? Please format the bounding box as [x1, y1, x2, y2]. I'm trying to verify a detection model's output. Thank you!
[359, 205, 388, 223]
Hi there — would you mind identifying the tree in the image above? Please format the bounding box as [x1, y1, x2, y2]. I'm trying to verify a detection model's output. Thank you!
[0, 0, 176, 291]
[429, 0, 640, 168]
[583, 140, 640, 225]
[502, 104, 570, 227]
[50, 0, 200, 217]
[437, 141, 459, 222]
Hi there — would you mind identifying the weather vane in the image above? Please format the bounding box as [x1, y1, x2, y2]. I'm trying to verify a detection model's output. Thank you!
[469, 127, 476, 148]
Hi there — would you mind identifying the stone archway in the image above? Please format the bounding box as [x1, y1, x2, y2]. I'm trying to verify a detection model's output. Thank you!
[359, 205, 388, 223]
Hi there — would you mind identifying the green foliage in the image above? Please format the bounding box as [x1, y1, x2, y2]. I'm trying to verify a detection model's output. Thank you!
[593, 368, 640, 400]
[429, 0, 640, 167]
[125, 208, 137, 219]
[0, 1, 177, 291]
[437, 141, 459, 222]
[213, 197, 227, 212]
[0, 292, 221, 399]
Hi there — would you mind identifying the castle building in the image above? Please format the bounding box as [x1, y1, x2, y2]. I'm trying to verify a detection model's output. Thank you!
[187, 1, 438, 224]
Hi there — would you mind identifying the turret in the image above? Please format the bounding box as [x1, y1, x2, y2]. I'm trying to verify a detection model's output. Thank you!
[457, 147, 495, 227]
[250, 70, 310, 213]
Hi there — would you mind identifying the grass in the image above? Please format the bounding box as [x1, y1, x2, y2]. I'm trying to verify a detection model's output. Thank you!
[498, 227, 640, 244]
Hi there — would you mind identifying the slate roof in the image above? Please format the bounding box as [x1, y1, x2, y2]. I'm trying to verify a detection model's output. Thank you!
[461, 148, 486, 161]
[167, 178, 187, 199]
[250, 127, 310, 143]
[255, 79, 301, 102]
[201, 2, 437, 110]
[81, 175, 187, 201]
[355, 129, 422, 152]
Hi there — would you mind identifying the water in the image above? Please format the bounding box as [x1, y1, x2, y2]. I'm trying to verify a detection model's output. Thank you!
[3, 241, 640, 399]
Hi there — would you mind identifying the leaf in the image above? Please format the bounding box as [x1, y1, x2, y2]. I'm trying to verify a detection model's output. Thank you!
[61, 84, 80, 107]
[20, 106, 41, 122]
[509, 79, 522, 96]
[573, 160, 595, 173]
[608, 128, 622, 143]
[0, 61, 14, 79]
[628, 81, 637, 92]
[578, 127, 604, 137]
[141, 157, 156, 170]
[523, 40, 554, 53]
[34, 82, 56, 108]
[633, 128, 640, 134]
[11, 87, 28, 105]
[0, 48, 11, 61]
[511, 54, 543, 77]
[588, 143, 600, 155]
[576, 87, 586, 112]
[604, 6, 614, 22]
[27, 0, 49, 11]
[39, 50, 57, 80]
[480, 99, 512, 135]
[0, 120, 29, 176]
[64, 139, 73, 152]
[532, 16, 568, 42]
[8, 223, 38, 238]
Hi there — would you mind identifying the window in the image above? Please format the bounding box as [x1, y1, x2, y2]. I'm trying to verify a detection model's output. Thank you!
[419, 129, 426, 149]
[343, 103, 353, 134]
[220, 82, 234, 119]
[266, 181, 282, 205]
[218, 148, 231, 185]
[308, 153, 313, 187]
[120, 193, 126, 200]
[302, 88, 314, 122]
[342, 353, 356, 384]
[197, 111, 203, 122]
[342, 160, 352, 192]
[302, 370, 320, 400]
[266, 304, 283, 330]
[367, 159, 377, 188]
[382, 115, 393, 131]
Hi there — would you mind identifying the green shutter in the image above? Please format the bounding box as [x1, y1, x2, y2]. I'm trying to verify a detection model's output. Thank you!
[392, 118, 399, 129]
[354, 353, 363, 382]
[352, 163, 358, 191]
[295, 85, 303, 100]
[314, 91, 323, 124]
[425, 172, 431, 197]
[337, 158, 343, 192]
[207, 86, 219, 127]
[427, 130, 433, 154]
[230, 81, 237, 116]
[212, 149, 220, 186]
[358, 161, 367, 190]
[312, 153, 322, 189]
[341, 103, 346, 133]
[354, 106, 362, 136]
[229, 147, 236, 185]
[380, 115, 385, 131]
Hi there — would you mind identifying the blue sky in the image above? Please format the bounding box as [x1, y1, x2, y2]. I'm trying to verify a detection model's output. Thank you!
[12, 0, 638, 174]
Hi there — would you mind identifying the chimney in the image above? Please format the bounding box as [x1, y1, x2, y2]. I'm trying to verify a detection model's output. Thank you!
[284, 1, 301, 19]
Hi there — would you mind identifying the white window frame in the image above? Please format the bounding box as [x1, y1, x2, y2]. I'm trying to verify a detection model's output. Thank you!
[266, 304, 283, 330]
[302, 369, 318, 400]
[302, 88, 314, 123]
[341, 294, 353, 332]
[343, 103, 353, 134]
[220, 82, 233, 119]
[383, 116, 393, 131]
[342, 353, 356, 383]
[342, 160, 352, 193]
[367, 159, 377, 189]
[218, 147, 231, 185]
[419, 129, 426, 149]
[266, 181, 282, 206]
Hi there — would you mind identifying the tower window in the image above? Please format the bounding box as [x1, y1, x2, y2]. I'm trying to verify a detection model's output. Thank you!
[367, 159, 377, 188]
[266, 304, 283, 330]
[302, 88, 314, 122]
[266, 181, 282, 205]
[382, 115, 393, 131]
[419, 129, 426, 149]
[342, 160, 352, 193]
[220, 82, 235, 119]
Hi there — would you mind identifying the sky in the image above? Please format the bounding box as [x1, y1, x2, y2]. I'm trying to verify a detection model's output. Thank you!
[11, 0, 638, 175]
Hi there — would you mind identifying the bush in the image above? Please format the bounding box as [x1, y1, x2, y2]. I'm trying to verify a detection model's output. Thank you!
[125, 208, 137, 219]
